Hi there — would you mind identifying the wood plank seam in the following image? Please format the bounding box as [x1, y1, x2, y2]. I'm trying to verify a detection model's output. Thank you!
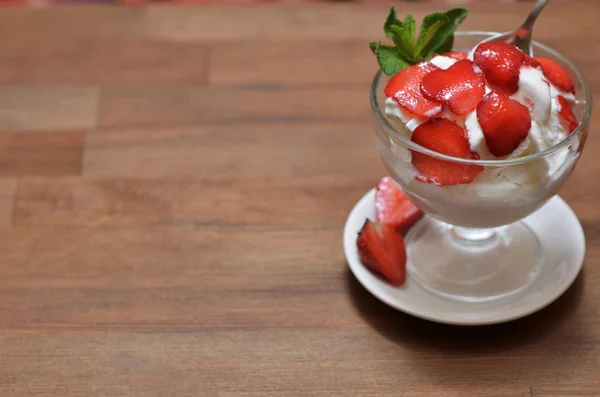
[9, 179, 18, 228]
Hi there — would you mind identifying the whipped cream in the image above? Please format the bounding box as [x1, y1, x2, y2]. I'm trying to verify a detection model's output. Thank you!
[384, 54, 575, 189]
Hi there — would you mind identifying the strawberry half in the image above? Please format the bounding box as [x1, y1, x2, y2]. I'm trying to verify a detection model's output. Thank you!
[420, 59, 485, 116]
[534, 57, 575, 94]
[556, 95, 578, 134]
[375, 176, 423, 235]
[442, 51, 468, 61]
[356, 220, 407, 286]
[477, 90, 532, 157]
[384, 62, 443, 118]
[473, 42, 525, 95]
[523, 54, 541, 69]
[411, 118, 484, 186]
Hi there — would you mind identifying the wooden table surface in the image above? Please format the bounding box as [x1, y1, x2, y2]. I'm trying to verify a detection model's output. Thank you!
[0, 2, 599, 396]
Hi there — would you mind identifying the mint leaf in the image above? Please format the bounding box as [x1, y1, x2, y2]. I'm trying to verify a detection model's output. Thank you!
[438, 35, 454, 55]
[383, 6, 400, 41]
[370, 41, 411, 76]
[416, 13, 449, 51]
[383, 7, 417, 61]
[389, 25, 417, 61]
[403, 13, 416, 40]
[370, 6, 469, 75]
[418, 8, 469, 60]
[445, 7, 469, 28]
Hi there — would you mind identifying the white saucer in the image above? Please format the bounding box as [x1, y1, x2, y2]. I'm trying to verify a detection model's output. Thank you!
[343, 189, 585, 326]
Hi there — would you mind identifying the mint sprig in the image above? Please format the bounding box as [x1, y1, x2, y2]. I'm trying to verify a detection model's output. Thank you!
[370, 6, 469, 76]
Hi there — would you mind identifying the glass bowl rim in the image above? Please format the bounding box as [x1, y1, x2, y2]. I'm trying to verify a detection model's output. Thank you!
[369, 31, 593, 166]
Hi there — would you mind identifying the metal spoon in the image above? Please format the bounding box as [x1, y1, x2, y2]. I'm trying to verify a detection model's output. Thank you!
[479, 0, 549, 55]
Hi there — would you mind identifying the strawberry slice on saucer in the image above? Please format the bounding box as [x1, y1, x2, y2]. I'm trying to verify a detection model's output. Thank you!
[477, 90, 532, 157]
[534, 57, 576, 94]
[556, 95, 578, 133]
[384, 62, 443, 118]
[473, 42, 525, 95]
[357, 220, 407, 286]
[411, 118, 484, 186]
[376, 176, 423, 235]
[420, 59, 485, 116]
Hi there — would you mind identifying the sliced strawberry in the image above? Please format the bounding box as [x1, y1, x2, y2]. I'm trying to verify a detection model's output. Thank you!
[534, 57, 575, 94]
[443, 51, 468, 61]
[477, 90, 532, 157]
[411, 118, 484, 186]
[375, 176, 423, 235]
[420, 59, 485, 116]
[473, 42, 525, 95]
[384, 62, 443, 118]
[356, 220, 406, 286]
[556, 95, 578, 133]
[523, 54, 541, 69]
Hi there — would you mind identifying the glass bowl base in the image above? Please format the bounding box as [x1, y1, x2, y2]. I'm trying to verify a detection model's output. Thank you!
[406, 217, 542, 303]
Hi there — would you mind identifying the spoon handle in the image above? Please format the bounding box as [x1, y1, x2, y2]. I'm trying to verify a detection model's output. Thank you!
[512, 0, 549, 50]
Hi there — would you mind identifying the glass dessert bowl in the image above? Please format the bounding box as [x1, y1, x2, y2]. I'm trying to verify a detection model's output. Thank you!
[370, 32, 592, 303]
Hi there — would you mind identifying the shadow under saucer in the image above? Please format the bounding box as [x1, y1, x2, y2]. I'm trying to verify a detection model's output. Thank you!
[346, 266, 585, 354]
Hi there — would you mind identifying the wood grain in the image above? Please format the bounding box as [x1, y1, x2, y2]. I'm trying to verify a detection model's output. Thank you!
[0, 87, 98, 131]
[0, 131, 85, 177]
[83, 122, 380, 177]
[0, 331, 562, 396]
[0, 37, 208, 85]
[13, 174, 375, 227]
[209, 40, 374, 87]
[0, 179, 16, 229]
[143, 2, 600, 42]
[97, 86, 368, 128]
[0, 7, 143, 40]
[0, 3, 599, 397]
